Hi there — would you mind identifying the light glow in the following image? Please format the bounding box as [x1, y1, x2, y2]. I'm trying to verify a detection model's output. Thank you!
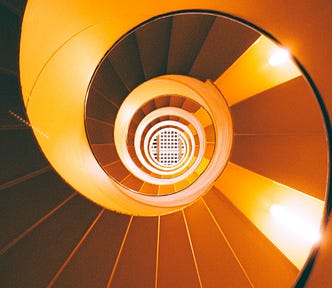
[268, 48, 291, 66]
[215, 162, 324, 269]
[215, 36, 301, 106]
[270, 204, 321, 244]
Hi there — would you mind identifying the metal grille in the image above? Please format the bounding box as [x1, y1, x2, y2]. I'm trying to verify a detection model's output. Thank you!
[150, 128, 185, 167]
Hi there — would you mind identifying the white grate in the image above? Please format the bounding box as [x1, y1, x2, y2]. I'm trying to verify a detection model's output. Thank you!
[149, 128, 185, 167]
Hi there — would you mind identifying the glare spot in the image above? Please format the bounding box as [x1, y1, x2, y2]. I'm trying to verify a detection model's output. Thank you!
[270, 204, 321, 244]
[268, 48, 290, 67]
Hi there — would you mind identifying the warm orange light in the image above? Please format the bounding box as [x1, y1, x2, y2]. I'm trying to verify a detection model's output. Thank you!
[215, 162, 324, 269]
[270, 204, 321, 244]
[215, 36, 301, 106]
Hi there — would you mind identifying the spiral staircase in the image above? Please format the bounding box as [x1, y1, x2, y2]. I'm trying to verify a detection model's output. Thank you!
[1, 1, 332, 287]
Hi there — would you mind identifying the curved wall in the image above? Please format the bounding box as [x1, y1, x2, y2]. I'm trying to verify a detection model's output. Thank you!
[18, 0, 332, 286]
